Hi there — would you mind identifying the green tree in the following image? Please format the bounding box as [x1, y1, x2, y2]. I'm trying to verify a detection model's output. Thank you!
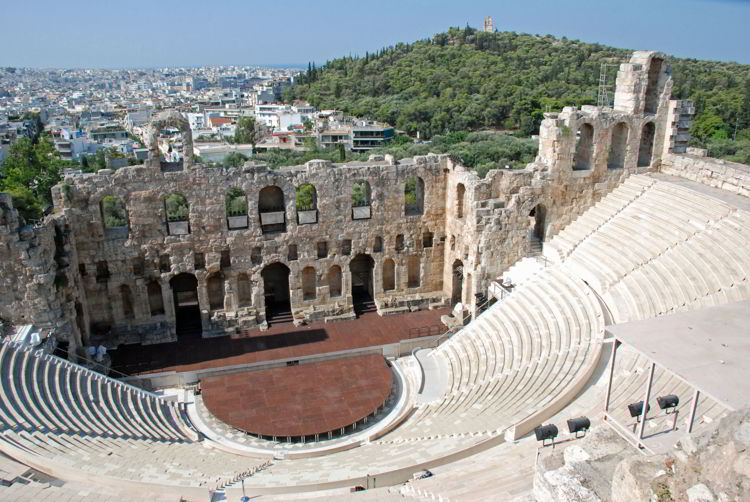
[101, 195, 127, 227]
[224, 151, 248, 167]
[351, 181, 370, 207]
[692, 112, 729, 143]
[0, 137, 64, 221]
[225, 188, 247, 215]
[295, 184, 316, 211]
[165, 193, 189, 221]
[234, 117, 264, 153]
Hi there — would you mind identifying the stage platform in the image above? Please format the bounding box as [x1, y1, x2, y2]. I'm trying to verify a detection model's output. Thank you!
[110, 308, 450, 375]
[200, 354, 392, 438]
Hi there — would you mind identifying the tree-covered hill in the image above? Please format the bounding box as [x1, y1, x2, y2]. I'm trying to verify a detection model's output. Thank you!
[285, 27, 750, 143]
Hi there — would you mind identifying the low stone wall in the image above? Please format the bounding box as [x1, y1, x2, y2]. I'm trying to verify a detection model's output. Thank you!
[662, 153, 750, 198]
[533, 408, 750, 502]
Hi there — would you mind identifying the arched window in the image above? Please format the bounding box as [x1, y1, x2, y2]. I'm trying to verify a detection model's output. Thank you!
[637, 122, 656, 168]
[207, 272, 225, 311]
[302, 266, 316, 300]
[226, 187, 248, 229]
[237, 273, 252, 307]
[100, 196, 127, 228]
[296, 184, 318, 224]
[352, 180, 371, 220]
[165, 193, 189, 235]
[327, 265, 342, 298]
[382, 258, 395, 291]
[644, 58, 664, 115]
[258, 185, 286, 233]
[120, 284, 134, 319]
[147, 280, 164, 316]
[404, 176, 425, 216]
[456, 183, 465, 219]
[573, 123, 594, 171]
[395, 234, 404, 252]
[407, 256, 420, 288]
[607, 123, 629, 170]
[373, 236, 383, 253]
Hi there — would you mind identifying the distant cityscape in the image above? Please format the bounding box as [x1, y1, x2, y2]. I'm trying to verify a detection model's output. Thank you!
[0, 65, 395, 170]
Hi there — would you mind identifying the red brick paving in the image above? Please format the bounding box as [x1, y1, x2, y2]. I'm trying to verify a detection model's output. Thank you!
[111, 308, 449, 375]
[200, 354, 392, 437]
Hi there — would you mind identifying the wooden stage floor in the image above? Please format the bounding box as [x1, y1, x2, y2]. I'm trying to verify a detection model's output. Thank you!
[200, 354, 392, 437]
[110, 308, 450, 375]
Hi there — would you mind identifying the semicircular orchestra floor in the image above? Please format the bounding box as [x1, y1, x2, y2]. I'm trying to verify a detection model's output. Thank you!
[200, 354, 393, 439]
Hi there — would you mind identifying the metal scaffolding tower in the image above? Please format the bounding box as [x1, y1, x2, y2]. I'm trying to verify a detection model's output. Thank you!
[597, 63, 618, 108]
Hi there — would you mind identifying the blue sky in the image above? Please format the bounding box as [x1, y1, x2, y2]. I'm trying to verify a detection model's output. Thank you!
[1, 0, 748, 68]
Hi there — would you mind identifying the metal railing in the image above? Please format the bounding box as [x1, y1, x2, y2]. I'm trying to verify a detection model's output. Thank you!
[4, 338, 152, 394]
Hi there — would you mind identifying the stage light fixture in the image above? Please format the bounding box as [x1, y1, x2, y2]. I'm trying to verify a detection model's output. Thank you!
[657, 394, 679, 413]
[567, 416, 591, 438]
[534, 424, 558, 446]
[627, 401, 650, 419]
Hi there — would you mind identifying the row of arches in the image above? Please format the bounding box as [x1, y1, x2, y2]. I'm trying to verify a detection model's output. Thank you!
[123, 253, 425, 335]
[99, 177, 428, 233]
[572, 121, 656, 172]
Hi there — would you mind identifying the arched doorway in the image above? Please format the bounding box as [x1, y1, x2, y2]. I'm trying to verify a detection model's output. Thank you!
[350, 254, 375, 314]
[170, 273, 201, 338]
[261, 262, 291, 324]
[529, 204, 546, 242]
[637, 122, 656, 168]
[452, 260, 464, 306]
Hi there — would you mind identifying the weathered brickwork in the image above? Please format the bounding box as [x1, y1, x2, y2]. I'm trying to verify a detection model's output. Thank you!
[0, 51, 690, 353]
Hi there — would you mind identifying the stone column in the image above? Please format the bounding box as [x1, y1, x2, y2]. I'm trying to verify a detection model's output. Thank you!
[161, 278, 176, 324]
[224, 276, 237, 312]
[133, 278, 149, 320]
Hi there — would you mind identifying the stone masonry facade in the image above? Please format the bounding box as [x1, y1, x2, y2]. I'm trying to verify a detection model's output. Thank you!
[1, 51, 708, 355]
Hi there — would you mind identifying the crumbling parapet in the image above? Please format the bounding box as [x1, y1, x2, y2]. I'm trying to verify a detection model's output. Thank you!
[614, 51, 672, 117]
[146, 110, 194, 170]
[662, 99, 696, 157]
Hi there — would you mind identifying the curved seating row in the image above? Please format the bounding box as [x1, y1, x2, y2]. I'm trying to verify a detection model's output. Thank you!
[382, 266, 604, 441]
[0, 341, 191, 442]
[0, 340, 271, 492]
[545, 175, 750, 323]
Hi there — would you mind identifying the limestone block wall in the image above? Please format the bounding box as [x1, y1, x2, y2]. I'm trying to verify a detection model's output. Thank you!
[1, 49, 692, 351]
[661, 153, 750, 198]
[0, 194, 86, 351]
[56, 155, 449, 344]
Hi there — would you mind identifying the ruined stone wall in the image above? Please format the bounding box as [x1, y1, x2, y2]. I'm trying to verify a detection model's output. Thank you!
[0, 193, 86, 352]
[55, 155, 449, 344]
[661, 152, 750, 198]
[0, 50, 680, 350]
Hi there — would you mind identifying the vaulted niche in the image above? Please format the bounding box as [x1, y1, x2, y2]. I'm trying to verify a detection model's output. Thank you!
[607, 122, 629, 170]
[456, 183, 465, 219]
[404, 176, 425, 216]
[638, 122, 656, 168]
[296, 184, 318, 224]
[207, 272, 225, 311]
[165, 193, 189, 235]
[237, 273, 252, 307]
[573, 123, 594, 171]
[226, 187, 248, 230]
[327, 265, 342, 298]
[302, 267, 317, 301]
[382, 258, 396, 291]
[100, 195, 128, 239]
[351, 180, 371, 220]
[258, 185, 286, 233]
[644, 57, 664, 115]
